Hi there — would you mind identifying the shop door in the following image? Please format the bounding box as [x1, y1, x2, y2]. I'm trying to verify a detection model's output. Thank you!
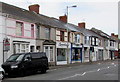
[44, 46, 54, 62]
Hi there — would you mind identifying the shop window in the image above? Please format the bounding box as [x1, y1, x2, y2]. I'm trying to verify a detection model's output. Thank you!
[13, 44, 16, 54]
[57, 48, 66, 61]
[18, 44, 20, 53]
[21, 44, 26, 53]
[26, 44, 29, 52]
[16, 22, 23, 36]
[13, 44, 29, 54]
[72, 49, 81, 60]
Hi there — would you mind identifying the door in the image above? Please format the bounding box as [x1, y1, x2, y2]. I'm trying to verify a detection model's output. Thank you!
[44, 46, 54, 62]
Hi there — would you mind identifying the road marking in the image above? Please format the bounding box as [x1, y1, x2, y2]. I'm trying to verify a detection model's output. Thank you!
[58, 74, 81, 80]
[97, 68, 100, 71]
[58, 65, 117, 80]
[81, 72, 86, 76]
[87, 70, 96, 73]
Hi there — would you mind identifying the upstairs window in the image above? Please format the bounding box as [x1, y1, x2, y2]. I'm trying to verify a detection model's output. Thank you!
[105, 40, 108, 47]
[45, 27, 50, 39]
[92, 37, 95, 45]
[85, 36, 89, 44]
[16, 22, 23, 36]
[68, 32, 70, 42]
[96, 38, 99, 46]
[74, 34, 80, 43]
[60, 31, 64, 41]
[31, 24, 34, 38]
[75, 34, 77, 43]
[36, 26, 40, 38]
[77, 34, 80, 43]
[110, 41, 115, 47]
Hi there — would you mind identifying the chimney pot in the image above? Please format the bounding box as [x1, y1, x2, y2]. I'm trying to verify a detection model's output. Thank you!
[111, 33, 115, 36]
[115, 35, 118, 38]
[29, 4, 40, 14]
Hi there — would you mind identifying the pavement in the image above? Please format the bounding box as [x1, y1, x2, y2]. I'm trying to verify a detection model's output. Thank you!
[49, 59, 118, 69]
[2, 59, 119, 80]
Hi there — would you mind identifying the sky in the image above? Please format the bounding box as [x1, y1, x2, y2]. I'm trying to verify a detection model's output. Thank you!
[0, 0, 119, 35]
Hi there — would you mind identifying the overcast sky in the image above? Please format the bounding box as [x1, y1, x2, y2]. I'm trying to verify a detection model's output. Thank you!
[0, 0, 118, 35]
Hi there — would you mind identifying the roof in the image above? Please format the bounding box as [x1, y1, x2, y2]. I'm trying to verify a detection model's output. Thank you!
[70, 24, 103, 38]
[0, 2, 69, 30]
[91, 28, 110, 39]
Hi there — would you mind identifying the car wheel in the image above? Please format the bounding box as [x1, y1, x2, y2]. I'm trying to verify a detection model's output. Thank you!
[19, 70, 25, 77]
[41, 69, 46, 74]
[0, 72, 4, 80]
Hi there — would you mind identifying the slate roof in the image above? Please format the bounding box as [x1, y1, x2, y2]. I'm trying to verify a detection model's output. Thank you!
[91, 28, 110, 39]
[0, 2, 69, 30]
[70, 24, 103, 39]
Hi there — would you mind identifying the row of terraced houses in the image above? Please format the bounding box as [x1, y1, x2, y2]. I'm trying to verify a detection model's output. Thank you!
[0, 2, 119, 65]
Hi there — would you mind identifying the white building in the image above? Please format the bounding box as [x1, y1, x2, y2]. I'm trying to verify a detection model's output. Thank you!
[0, 2, 36, 65]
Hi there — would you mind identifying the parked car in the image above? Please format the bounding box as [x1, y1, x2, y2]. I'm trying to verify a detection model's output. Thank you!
[2, 52, 49, 76]
[0, 66, 5, 80]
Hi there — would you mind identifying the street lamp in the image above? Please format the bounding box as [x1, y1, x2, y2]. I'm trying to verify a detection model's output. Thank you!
[66, 5, 77, 64]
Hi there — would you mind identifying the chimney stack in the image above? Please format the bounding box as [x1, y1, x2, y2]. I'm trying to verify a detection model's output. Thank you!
[114, 35, 118, 38]
[29, 4, 40, 14]
[59, 15, 67, 23]
[78, 22, 86, 28]
[111, 33, 115, 36]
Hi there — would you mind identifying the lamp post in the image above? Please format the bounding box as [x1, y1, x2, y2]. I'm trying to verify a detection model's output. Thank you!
[66, 5, 77, 64]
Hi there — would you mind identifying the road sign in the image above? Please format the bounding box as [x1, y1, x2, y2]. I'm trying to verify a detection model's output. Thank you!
[4, 38, 10, 51]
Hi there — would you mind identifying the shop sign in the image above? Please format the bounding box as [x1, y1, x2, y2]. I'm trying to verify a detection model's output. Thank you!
[73, 43, 82, 48]
[59, 42, 68, 46]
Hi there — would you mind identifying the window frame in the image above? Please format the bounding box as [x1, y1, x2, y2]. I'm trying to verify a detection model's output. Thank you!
[60, 31, 64, 41]
[31, 24, 34, 38]
[45, 27, 50, 40]
[16, 21, 24, 36]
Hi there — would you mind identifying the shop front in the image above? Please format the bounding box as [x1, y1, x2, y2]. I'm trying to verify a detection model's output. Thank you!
[71, 43, 83, 63]
[56, 42, 71, 65]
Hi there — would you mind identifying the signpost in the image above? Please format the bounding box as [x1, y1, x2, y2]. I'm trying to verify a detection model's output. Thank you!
[3, 38, 10, 63]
